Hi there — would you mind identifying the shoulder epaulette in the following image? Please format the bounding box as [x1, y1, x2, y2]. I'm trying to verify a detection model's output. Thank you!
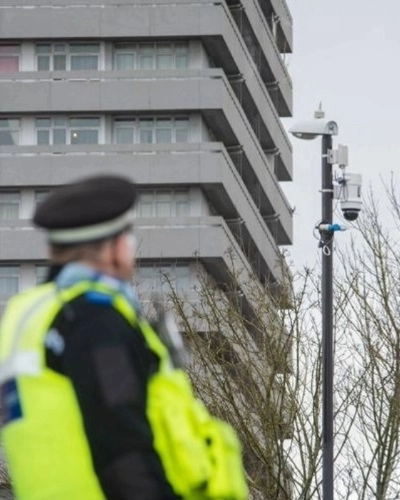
[85, 290, 113, 306]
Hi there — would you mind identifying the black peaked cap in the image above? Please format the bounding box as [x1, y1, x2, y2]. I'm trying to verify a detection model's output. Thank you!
[34, 175, 137, 236]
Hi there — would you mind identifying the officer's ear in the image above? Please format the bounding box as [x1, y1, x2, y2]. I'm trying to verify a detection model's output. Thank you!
[110, 233, 125, 260]
[112, 230, 136, 256]
[110, 231, 136, 279]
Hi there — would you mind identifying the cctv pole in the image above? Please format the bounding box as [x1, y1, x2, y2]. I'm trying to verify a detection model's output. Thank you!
[289, 113, 341, 499]
[321, 134, 334, 500]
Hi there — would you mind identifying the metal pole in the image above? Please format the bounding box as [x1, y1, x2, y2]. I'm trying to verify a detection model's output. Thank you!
[321, 134, 334, 500]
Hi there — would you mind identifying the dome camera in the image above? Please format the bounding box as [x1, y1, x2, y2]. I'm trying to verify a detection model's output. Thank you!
[334, 172, 362, 222]
[340, 200, 362, 221]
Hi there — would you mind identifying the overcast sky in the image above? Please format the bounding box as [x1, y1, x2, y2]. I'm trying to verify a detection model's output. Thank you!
[282, 0, 400, 268]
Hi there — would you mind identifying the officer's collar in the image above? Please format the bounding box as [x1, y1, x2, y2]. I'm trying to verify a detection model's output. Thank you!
[53, 262, 139, 311]
[45, 264, 65, 283]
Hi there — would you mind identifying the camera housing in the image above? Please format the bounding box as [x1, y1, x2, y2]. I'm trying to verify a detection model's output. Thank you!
[289, 119, 338, 140]
[334, 173, 362, 222]
[340, 200, 362, 221]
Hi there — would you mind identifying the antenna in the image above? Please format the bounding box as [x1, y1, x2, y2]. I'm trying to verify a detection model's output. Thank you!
[314, 102, 325, 119]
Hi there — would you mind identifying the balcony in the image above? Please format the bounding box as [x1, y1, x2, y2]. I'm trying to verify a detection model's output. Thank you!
[0, 68, 292, 178]
[0, 216, 285, 296]
[0, 0, 293, 150]
[0, 144, 293, 287]
[257, 0, 293, 53]
[226, 0, 292, 115]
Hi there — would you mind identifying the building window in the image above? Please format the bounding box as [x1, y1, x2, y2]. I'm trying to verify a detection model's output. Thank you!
[114, 42, 188, 70]
[136, 190, 189, 217]
[31, 191, 51, 218]
[36, 43, 100, 71]
[35, 190, 50, 205]
[35, 117, 100, 145]
[135, 263, 190, 296]
[34, 191, 51, 214]
[0, 45, 20, 73]
[0, 192, 20, 220]
[35, 264, 49, 285]
[0, 119, 20, 146]
[175, 118, 190, 142]
[114, 117, 189, 144]
[0, 266, 20, 304]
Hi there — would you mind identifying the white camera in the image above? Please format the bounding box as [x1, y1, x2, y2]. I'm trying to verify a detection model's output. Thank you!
[334, 173, 362, 221]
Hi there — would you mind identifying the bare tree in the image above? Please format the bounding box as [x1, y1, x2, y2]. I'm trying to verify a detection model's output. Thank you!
[335, 180, 400, 499]
[162, 257, 345, 499]
[160, 178, 400, 499]
[0, 445, 11, 499]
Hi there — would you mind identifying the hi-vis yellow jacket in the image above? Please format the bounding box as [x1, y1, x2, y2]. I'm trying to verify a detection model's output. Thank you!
[0, 279, 248, 500]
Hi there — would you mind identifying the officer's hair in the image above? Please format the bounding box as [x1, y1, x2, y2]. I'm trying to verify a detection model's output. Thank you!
[50, 239, 108, 264]
[49, 228, 131, 264]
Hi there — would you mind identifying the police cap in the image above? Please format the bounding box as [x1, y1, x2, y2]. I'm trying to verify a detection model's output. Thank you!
[33, 175, 137, 245]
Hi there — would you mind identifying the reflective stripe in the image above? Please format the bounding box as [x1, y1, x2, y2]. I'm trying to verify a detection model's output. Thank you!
[0, 351, 41, 384]
[0, 288, 57, 385]
[48, 209, 134, 244]
[10, 288, 57, 357]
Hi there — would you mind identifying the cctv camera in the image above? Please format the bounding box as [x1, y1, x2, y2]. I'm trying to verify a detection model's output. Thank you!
[340, 200, 362, 221]
[289, 119, 339, 140]
[333, 172, 362, 222]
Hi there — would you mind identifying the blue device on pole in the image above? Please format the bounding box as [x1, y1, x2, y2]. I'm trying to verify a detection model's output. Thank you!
[319, 223, 347, 232]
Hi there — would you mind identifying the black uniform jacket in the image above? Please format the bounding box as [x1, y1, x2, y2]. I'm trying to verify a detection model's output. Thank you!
[45, 266, 180, 500]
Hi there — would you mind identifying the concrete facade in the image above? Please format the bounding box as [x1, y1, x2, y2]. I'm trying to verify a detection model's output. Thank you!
[0, 0, 293, 316]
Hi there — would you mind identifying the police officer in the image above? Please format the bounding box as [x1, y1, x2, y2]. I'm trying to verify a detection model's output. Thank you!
[0, 175, 248, 500]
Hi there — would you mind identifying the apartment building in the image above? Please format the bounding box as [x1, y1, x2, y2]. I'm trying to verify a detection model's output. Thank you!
[0, 0, 294, 495]
[0, 0, 292, 316]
